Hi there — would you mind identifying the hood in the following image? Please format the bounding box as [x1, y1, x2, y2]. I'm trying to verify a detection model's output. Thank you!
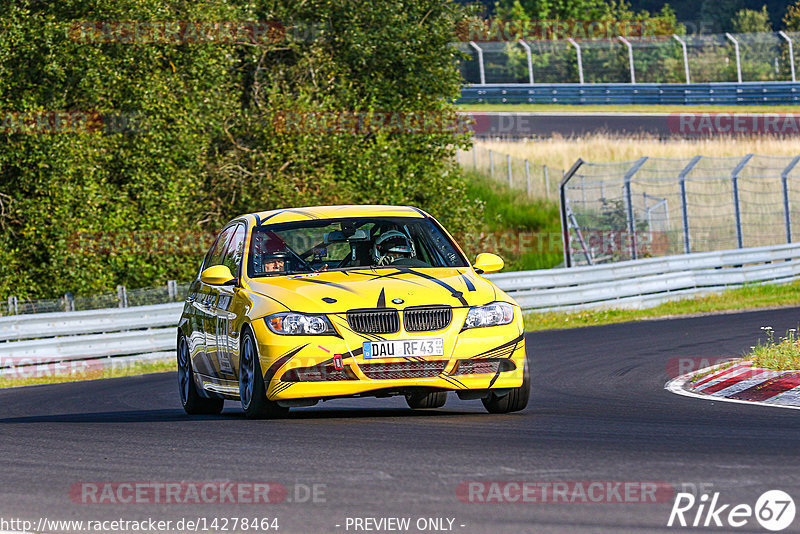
[246, 267, 498, 314]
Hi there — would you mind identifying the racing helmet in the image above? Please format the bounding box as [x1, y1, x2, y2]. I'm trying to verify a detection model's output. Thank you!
[372, 230, 416, 266]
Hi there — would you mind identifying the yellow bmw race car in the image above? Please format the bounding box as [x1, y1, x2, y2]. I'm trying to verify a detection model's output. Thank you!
[177, 205, 529, 418]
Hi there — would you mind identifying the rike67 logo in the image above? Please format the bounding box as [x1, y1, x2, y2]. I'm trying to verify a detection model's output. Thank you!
[668, 490, 795, 531]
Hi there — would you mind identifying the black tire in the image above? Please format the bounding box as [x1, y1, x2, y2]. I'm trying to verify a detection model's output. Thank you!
[177, 333, 224, 415]
[482, 357, 530, 414]
[239, 327, 289, 419]
[406, 390, 448, 409]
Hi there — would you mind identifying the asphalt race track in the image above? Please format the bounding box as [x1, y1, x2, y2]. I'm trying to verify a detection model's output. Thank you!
[3, 307, 800, 533]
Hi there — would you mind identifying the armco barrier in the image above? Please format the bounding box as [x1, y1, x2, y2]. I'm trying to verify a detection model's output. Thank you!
[488, 242, 800, 311]
[458, 83, 800, 106]
[2, 242, 800, 370]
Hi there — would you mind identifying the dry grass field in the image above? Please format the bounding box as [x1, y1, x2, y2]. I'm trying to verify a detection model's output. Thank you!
[471, 135, 800, 172]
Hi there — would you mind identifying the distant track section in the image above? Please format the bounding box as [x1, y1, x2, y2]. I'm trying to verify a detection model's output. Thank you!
[461, 111, 800, 138]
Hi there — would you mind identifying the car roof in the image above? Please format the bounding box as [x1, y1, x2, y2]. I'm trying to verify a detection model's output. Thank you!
[240, 205, 429, 226]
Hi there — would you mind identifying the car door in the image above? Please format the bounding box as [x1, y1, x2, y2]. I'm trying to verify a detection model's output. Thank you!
[197, 225, 236, 377]
[213, 222, 247, 379]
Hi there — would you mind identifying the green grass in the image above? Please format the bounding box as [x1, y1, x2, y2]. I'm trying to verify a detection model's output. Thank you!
[0, 360, 174, 388]
[458, 103, 800, 114]
[748, 326, 800, 371]
[523, 281, 800, 331]
[464, 169, 562, 271]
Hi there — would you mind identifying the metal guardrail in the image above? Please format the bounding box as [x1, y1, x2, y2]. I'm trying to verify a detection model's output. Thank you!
[0, 302, 183, 342]
[487, 242, 800, 311]
[459, 83, 800, 105]
[0, 302, 182, 370]
[3, 243, 799, 371]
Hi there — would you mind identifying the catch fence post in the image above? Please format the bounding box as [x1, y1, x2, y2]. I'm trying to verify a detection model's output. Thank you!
[731, 154, 753, 249]
[525, 160, 531, 197]
[624, 157, 649, 260]
[544, 165, 550, 200]
[678, 156, 702, 254]
[781, 156, 800, 243]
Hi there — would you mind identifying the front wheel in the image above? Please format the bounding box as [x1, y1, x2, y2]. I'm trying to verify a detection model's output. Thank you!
[482, 357, 530, 414]
[239, 327, 289, 419]
[177, 333, 224, 415]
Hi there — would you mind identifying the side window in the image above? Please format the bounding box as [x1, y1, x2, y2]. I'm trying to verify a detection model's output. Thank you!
[222, 224, 247, 277]
[204, 226, 236, 270]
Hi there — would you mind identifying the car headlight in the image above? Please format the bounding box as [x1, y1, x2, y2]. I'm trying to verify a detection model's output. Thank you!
[463, 302, 514, 330]
[265, 312, 336, 335]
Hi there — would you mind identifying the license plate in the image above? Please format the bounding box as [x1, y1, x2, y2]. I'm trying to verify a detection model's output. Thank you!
[363, 338, 445, 359]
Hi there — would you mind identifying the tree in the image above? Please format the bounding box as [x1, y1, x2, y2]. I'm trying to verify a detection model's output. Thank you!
[732, 5, 773, 32]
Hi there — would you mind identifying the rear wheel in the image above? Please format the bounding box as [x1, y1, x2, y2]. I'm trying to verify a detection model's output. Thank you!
[239, 327, 289, 419]
[177, 333, 224, 415]
[405, 390, 448, 409]
[482, 357, 530, 414]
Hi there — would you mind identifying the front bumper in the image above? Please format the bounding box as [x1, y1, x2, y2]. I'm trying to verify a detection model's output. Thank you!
[251, 313, 527, 401]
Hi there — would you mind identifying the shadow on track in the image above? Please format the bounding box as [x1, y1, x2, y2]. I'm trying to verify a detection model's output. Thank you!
[0, 406, 505, 424]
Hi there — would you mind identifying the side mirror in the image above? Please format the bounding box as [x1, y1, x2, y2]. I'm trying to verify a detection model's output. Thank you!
[473, 253, 504, 274]
[200, 265, 236, 286]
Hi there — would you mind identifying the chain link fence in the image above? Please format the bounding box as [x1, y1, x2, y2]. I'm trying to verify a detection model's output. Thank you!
[456, 32, 800, 84]
[1, 281, 189, 316]
[561, 154, 800, 266]
[457, 144, 564, 200]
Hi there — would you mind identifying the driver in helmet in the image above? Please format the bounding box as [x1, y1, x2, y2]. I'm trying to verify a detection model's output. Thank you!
[372, 230, 419, 266]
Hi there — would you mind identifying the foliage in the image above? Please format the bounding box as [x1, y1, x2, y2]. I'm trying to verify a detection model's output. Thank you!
[0, 0, 478, 300]
[732, 6, 773, 33]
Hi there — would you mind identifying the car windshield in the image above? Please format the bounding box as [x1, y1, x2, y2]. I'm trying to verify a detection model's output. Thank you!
[248, 216, 468, 277]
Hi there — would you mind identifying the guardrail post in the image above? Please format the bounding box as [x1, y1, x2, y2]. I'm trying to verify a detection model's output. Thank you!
[468, 41, 486, 85]
[489, 149, 494, 178]
[624, 157, 649, 260]
[618, 36, 635, 84]
[117, 285, 128, 308]
[779, 31, 796, 82]
[559, 158, 585, 267]
[725, 33, 742, 83]
[672, 35, 690, 84]
[472, 145, 477, 168]
[64, 292, 75, 312]
[782, 156, 800, 243]
[567, 38, 584, 84]
[518, 39, 534, 84]
[8, 296, 18, 315]
[525, 160, 531, 197]
[731, 154, 753, 249]
[678, 156, 702, 254]
[455, 150, 460, 166]
[507, 154, 513, 188]
[168, 280, 178, 300]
